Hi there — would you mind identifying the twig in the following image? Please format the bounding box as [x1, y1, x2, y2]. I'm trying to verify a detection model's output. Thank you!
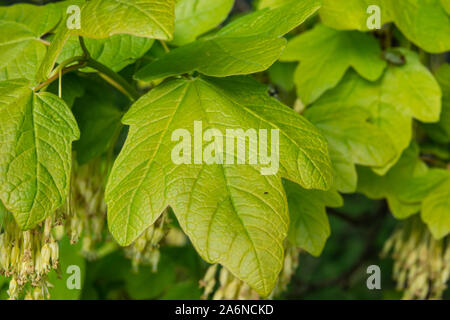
[78, 36, 140, 101]
[88, 59, 140, 101]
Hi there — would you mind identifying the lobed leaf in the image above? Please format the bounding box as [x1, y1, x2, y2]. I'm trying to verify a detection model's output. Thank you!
[135, 0, 321, 81]
[0, 80, 79, 229]
[305, 104, 397, 193]
[357, 144, 448, 221]
[284, 180, 342, 257]
[105, 76, 332, 295]
[280, 24, 386, 104]
[58, 34, 154, 73]
[382, 0, 450, 53]
[311, 49, 441, 175]
[421, 174, 450, 239]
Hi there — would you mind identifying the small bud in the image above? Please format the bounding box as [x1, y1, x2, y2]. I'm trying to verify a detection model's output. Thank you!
[224, 278, 240, 299]
[149, 250, 160, 273]
[204, 265, 218, 283]
[32, 287, 44, 300]
[7, 278, 18, 300]
[135, 237, 147, 252]
[151, 228, 165, 245]
[219, 267, 230, 286]
[40, 244, 51, 272]
[49, 241, 59, 267]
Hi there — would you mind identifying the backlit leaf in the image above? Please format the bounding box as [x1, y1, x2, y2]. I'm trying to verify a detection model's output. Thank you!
[319, 0, 387, 31]
[423, 64, 450, 143]
[172, 0, 234, 46]
[284, 179, 342, 256]
[0, 80, 79, 229]
[76, 0, 175, 40]
[382, 0, 450, 53]
[105, 76, 332, 295]
[305, 104, 397, 185]
[312, 49, 441, 173]
[0, 3, 61, 82]
[135, 0, 321, 81]
[280, 24, 386, 104]
[421, 173, 450, 239]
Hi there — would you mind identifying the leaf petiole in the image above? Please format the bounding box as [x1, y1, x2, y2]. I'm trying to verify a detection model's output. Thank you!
[87, 58, 140, 101]
[79, 36, 140, 101]
[34, 40, 140, 101]
[33, 61, 87, 92]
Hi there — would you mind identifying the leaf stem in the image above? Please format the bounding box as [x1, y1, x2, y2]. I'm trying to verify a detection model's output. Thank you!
[78, 36, 140, 101]
[38, 38, 51, 46]
[33, 61, 87, 92]
[78, 36, 90, 59]
[50, 55, 86, 79]
[35, 37, 140, 101]
[160, 40, 170, 53]
[87, 58, 140, 101]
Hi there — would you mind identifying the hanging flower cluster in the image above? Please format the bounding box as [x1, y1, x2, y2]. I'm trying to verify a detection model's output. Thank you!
[0, 214, 59, 300]
[200, 244, 301, 300]
[200, 264, 260, 300]
[64, 160, 108, 259]
[124, 211, 169, 273]
[383, 217, 450, 299]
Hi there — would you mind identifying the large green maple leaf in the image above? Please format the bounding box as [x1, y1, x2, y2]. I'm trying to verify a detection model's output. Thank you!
[357, 144, 431, 219]
[280, 24, 386, 105]
[105, 76, 332, 296]
[358, 144, 450, 239]
[305, 104, 397, 193]
[0, 80, 79, 229]
[310, 49, 441, 178]
[135, 0, 321, 81]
